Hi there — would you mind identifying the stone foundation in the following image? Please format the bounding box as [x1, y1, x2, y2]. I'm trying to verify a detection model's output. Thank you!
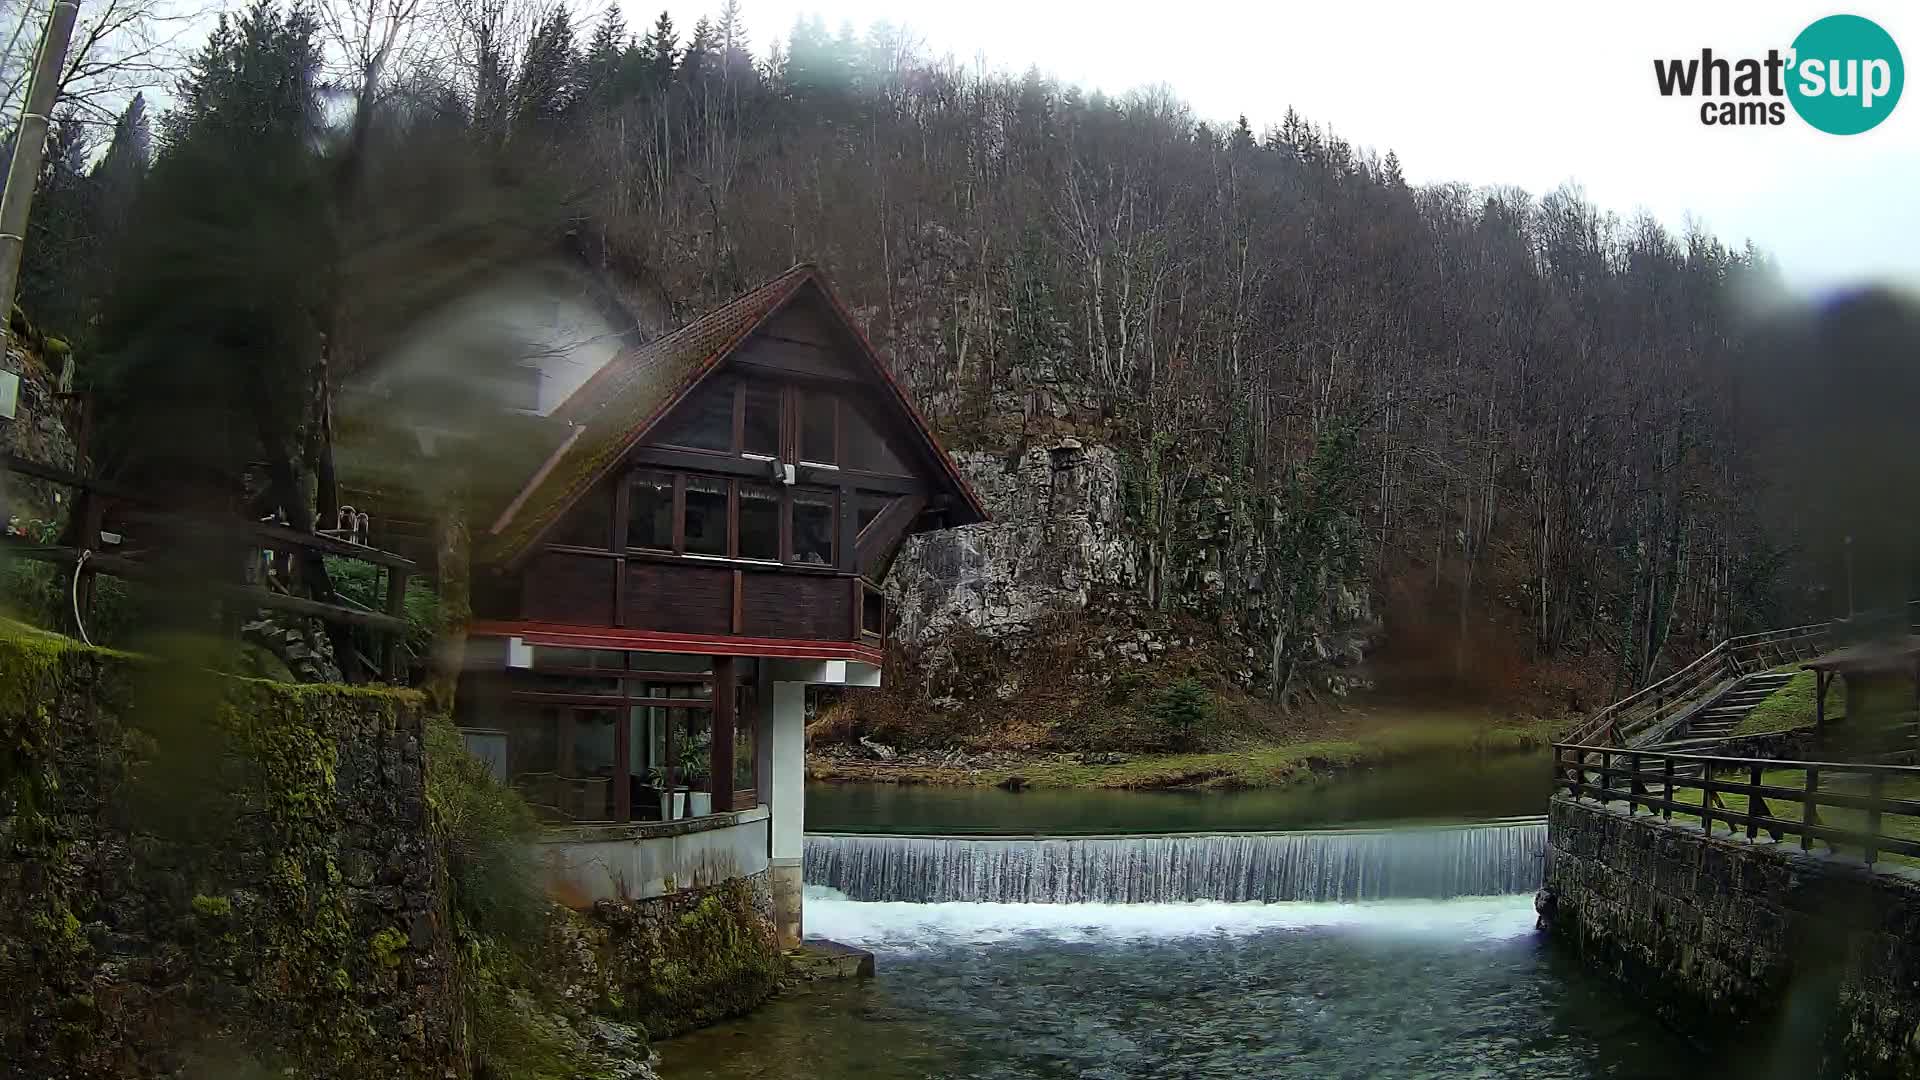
[1543, 795, 1920, 1078]
[545, 872, 785, 1040]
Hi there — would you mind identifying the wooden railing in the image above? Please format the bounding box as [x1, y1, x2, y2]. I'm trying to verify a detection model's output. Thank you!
[1568, 602, 1920, 748]
[1553, 742, 1920, 866]
[1, 451, 415, 681]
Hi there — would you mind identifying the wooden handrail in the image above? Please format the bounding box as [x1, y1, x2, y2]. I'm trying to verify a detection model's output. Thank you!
[2, 452, 414, 681]
[1553, 741, 1920, 865]
[1568, 617, 1849, 747]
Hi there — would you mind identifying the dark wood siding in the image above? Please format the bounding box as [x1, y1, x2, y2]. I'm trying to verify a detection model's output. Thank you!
[523, 554, 615, 625]
[625, 561, 732, 635]
[730, 332, 859, 382]
[761, 302, 840, 347]
[741, 573, 851, 640]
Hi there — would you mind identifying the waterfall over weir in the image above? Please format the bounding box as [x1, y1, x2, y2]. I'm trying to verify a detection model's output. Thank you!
[804, 819, 1546, 904]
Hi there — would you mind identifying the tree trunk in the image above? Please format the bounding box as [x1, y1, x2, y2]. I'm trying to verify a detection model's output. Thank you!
[425, 492, 471, 717]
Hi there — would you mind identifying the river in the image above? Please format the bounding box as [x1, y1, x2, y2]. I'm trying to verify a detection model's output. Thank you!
[660, 756, 1715, 1078]
[804, 750, 1553, 835]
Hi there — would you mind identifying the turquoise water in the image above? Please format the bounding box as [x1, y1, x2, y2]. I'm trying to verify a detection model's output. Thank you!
[805, 750, 1553, 835]
[663, 892, 1715, 1079]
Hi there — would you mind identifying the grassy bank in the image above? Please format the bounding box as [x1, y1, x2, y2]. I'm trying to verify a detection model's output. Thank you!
[1734, 668, 1837, 737]
[808, 715, 1561, 791]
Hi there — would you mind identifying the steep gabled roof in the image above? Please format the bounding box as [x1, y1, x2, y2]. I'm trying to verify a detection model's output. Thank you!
[480, 264, 987, 565]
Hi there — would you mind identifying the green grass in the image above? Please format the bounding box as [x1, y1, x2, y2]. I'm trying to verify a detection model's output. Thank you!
[816, 717, 1559, 790]
[1661, 765, 1920, 867]
[1735, 668, 1839, 737]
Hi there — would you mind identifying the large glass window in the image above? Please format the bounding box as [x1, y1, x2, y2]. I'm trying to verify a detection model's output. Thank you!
[800, 390, 837, 464]
[792, 488, 836, 565]
[743, 382, 780, 457]
[657, 378, 735, 452]
[627, 470, 674, 550]
[739, 483, 781, 560]
[684, 476, 728, 556]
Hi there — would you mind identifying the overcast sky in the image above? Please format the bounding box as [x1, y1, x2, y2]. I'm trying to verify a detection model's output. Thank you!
[655, 0, 1918, 295]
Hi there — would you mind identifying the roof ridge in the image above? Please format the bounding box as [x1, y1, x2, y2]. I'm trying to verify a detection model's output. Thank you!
[551, 264, 816, 423]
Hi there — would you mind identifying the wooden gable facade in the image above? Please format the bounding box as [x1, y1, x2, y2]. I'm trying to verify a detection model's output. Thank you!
[471, 266, 986, 667]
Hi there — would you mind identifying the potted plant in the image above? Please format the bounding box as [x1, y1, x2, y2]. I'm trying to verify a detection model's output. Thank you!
[680, 730, 712, 817]
[644, 766, 686, 820]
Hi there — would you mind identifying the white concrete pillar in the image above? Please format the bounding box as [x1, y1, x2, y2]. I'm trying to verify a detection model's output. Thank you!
[767, 680, 806, 948]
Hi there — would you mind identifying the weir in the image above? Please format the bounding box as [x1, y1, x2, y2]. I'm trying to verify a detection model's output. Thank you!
[803, 818, 1546, 903]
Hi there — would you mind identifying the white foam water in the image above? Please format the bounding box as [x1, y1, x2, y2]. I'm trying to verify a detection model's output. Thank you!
[804, 819, 1546, 904]
[803, 888, 1541, 951]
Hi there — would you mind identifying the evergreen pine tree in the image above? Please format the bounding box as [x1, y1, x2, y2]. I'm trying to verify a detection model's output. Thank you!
[1229, 114, 1255, 156]
[641, 10, 678, 92]
[512, 7, 577, 130]
[1382, 149, 1406, 187]
[716, 0, 751, 83]
[783, 14, 830, 96]
[680, 16, 716, 85]
[16, 110, 97, 341]
[580, 6, 627, 109]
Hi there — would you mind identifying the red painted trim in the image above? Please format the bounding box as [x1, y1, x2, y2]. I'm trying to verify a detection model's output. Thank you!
[471, 620, 886, 667]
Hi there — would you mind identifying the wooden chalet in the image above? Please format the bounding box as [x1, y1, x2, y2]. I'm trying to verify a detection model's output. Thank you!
[447, 264, 985, 943]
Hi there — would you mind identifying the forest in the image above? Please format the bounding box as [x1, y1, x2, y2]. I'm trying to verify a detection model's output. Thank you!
[11, 0, 1918, 710]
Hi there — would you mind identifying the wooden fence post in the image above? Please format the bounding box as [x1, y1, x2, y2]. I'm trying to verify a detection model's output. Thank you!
[1865, 771, 1884, 866]
[1803, 766, 1820, 851]
[383, 565, 409, 682]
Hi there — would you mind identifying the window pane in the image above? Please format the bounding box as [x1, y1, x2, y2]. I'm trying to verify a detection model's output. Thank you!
[552, 480, 612, 547]
[792, 488, 836, 566]
[629, 652, 713, 673]
[733, 683, 757, 794]
[740, 483, 781, 560]
[628, 470, 674, 550]
[863, 588, 885, 635]
[800, 391, 836, 464]
[569, 708, 618, 821]
[845, 405, 909, 474]
[685, 476, 727, 556]
[743, 382, 780, 457]
[657, 378, 735, 451]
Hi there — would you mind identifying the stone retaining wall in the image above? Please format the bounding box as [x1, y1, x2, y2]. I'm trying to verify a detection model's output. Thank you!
[0, 623, 461, 1079]
[1542, 795, 1920, 1078]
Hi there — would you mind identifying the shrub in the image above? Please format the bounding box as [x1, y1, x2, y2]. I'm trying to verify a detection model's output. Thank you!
[1147, 677, 1215, 751]
[325, 556, 439, 656]
[424, 717, 546, 945]
[0, 556, 150, 646]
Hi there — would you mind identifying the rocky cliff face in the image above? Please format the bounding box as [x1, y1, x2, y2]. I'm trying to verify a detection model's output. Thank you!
[881, 435, 1375, 727]
[0, 341, 78, 527]
[891, 440, 1135, 646]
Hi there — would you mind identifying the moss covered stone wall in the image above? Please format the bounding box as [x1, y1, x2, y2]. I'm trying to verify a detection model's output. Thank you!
[543, 873, 784, 1041]
[0, 622, 463, 1078]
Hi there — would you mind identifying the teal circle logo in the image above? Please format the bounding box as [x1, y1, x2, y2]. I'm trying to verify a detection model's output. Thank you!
[1787, 14, 1904, 134]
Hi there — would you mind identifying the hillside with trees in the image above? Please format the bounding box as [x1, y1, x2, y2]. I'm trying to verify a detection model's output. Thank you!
[12, 1, 1915, 748]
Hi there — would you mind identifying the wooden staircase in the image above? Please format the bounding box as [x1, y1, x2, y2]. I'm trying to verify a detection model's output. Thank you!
[1646, 670, 1797, 752]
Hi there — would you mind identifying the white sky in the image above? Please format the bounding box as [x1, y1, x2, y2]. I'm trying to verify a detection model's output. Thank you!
[657, 0, 1919, 295]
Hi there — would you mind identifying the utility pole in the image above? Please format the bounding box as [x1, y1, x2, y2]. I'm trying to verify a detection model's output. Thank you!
[0, 0, 83, 336]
